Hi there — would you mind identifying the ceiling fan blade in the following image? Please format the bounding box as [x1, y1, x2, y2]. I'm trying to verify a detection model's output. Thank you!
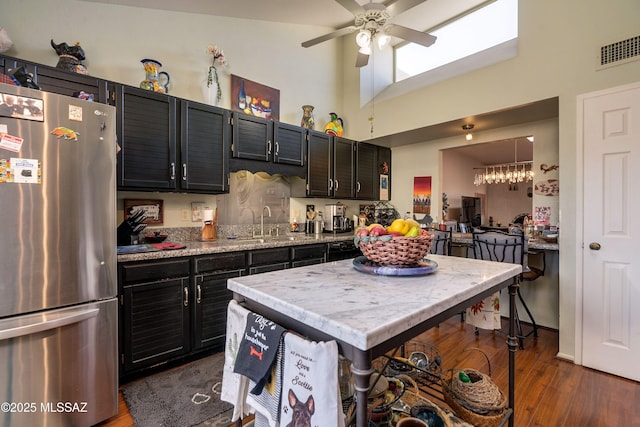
[301, 25, 358, 48]
[355, 51, 370, 68]
[335, 0, 365, 16]
[384, 24, 437, 47]
[384, 0, 426, 17]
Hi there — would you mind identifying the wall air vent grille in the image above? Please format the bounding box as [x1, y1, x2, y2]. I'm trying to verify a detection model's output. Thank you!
[600, 35, 640, 68]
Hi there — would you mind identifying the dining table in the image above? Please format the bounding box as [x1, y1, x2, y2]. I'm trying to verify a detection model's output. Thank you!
[227, 254, 522, 427]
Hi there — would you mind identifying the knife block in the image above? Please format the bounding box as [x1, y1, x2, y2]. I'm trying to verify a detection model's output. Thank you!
[117, 222, 144, 245]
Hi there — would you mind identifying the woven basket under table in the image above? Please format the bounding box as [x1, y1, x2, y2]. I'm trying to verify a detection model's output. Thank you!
[359, 234, 434, 265]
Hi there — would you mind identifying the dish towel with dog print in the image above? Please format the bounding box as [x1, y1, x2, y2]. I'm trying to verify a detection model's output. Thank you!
[279, 332, 345, 427]
[233, 312, 286, 395]
[246, 334, 285, 427]
[220, 300, 254, 421]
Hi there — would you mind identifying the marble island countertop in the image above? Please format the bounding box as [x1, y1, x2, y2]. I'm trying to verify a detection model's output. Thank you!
[116, 232, 355, 262]
[228, 255, 521, 351]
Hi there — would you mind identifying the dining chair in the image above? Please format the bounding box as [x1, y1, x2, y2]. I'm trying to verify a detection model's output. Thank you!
[470, 230, 539, 349]
[429, 229, 452, 256]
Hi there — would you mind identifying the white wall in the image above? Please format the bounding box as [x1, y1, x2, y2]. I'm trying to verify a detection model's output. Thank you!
[0, 0, 343, 128]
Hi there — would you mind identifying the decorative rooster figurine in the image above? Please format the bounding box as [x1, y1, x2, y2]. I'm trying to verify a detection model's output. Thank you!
[323, 112, 344, 137]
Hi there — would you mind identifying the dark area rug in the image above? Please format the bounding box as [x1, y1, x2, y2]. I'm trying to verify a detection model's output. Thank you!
[122, 353, 233, 427]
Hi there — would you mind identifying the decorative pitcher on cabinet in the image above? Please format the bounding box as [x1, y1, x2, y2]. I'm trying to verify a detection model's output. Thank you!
[140, 58, 170, 93]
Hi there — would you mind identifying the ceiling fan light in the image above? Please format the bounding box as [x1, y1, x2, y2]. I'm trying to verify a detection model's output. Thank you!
[358, 45, 372, 55]
[356, 30, 371, 48]
[377, 33, 391, 50]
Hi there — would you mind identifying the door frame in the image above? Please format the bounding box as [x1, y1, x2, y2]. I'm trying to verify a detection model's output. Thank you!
[574, 80, 640, 366]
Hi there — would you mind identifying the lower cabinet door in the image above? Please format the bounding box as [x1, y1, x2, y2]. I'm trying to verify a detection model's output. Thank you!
[193, 268, 245, 352]
[121, 277, 190, 373]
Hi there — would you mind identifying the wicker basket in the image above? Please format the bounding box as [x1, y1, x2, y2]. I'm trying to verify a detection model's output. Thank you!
[359, 234, 434, 265]
[441, 349, 507, 427]
[396, 374, 454, 427]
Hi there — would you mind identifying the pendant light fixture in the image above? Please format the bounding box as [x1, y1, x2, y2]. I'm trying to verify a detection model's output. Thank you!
[462, 124, 474, 141]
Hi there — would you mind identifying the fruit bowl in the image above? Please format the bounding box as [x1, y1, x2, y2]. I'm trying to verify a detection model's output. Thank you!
[357, 234, 433, 265]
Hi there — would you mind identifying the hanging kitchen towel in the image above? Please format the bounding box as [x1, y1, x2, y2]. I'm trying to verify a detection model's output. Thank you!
[279, 333, 345, 427]
[246, 335, 284, 427]
[220, 300, 253, 421]
[233, 312, 286, 395]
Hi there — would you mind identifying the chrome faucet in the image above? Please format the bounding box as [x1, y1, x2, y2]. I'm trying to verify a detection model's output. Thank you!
[254, 205, 272, 238]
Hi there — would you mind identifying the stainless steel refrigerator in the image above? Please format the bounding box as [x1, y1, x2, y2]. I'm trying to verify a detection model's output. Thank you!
[0, 83, 117, 426]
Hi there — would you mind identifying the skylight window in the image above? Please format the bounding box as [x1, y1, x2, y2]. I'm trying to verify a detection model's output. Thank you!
[395, 0, 518, 82]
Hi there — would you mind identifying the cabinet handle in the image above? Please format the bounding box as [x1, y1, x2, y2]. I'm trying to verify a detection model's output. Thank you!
[183, 286, 189, 307]
[197, 284, 202, 304]
[267, 140, 272, 156]
[274, 141, 279, 157]
[335, 179, 339, 191]
[356, 182, 361, 192]
[328, 179, 333, 191]
[170, 162, 176, 180]
[182, 163, 187, 181]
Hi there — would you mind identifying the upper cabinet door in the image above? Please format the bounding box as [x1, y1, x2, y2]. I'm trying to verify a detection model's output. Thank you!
[332, 137, 355, 199]
[273, 121, 305, 166]
[115, 85, 177, 190]
[231, 112, 273, 161]
[180, 101, 230, 193]
[306, 131, 332, 197]
[355, 142, 378, 200]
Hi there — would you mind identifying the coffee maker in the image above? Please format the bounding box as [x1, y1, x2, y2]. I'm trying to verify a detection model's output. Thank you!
[324, 203, 351, 232]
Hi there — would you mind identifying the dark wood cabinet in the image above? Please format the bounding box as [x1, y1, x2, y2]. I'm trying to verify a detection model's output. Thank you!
[355, 142, 379, 200]
[119, 259, 191, 375]
[333, 137, 356, 199]
[290, 244, 326, 268]
[229, 113, 306, 177]
[231, 112, 273, 161]
[192, 252, 246, 352]
[306, 130, 333, 197]
[306, 133, 356, 199]
[113, 86, 230, 194]
[180, 100, 230, 193]
[247, 247, 290, 274]
[114, 84, 178, 190]
[273, 121, 305, 166]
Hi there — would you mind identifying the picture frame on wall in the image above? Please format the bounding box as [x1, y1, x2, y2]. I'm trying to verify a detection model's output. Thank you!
[230, 75, 280, 121]
[124, 199, 164, 225]
[379, 174, 389, 201]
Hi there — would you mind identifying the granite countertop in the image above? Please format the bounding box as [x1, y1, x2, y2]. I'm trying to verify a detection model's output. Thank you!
[116, 233, 355, 262]
[227, 255, 521, 351]
[452, 232, 559, 251]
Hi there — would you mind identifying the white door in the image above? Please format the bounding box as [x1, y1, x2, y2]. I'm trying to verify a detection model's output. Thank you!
[581, 82, 640, 381]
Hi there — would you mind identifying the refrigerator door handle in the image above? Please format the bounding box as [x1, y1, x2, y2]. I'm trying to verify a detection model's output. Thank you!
[0, 308, 99, 341]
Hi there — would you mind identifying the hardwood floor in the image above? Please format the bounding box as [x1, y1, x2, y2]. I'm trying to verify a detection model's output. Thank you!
[96, 317, 640, 427]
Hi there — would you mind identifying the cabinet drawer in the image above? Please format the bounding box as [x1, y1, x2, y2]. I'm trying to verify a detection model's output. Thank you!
[194, 252, 246, 274]
[247, 247, 290, 266]
[292, 258, 324, 268]
[120, 259, 190, 284]
[291, 244, 325, 261]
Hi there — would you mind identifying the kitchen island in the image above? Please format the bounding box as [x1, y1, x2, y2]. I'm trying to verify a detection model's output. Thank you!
[228, 255, 521, 427]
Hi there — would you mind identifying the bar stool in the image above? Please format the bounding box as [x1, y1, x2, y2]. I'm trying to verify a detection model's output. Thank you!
[470, 230, 538, 349]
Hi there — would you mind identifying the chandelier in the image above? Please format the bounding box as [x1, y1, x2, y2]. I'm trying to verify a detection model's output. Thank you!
[474, 161, 535, 186]
[473, 138, 535, 186]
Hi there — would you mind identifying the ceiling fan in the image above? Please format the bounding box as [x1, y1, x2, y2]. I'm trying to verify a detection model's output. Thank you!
[301, 0, 437, 67]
